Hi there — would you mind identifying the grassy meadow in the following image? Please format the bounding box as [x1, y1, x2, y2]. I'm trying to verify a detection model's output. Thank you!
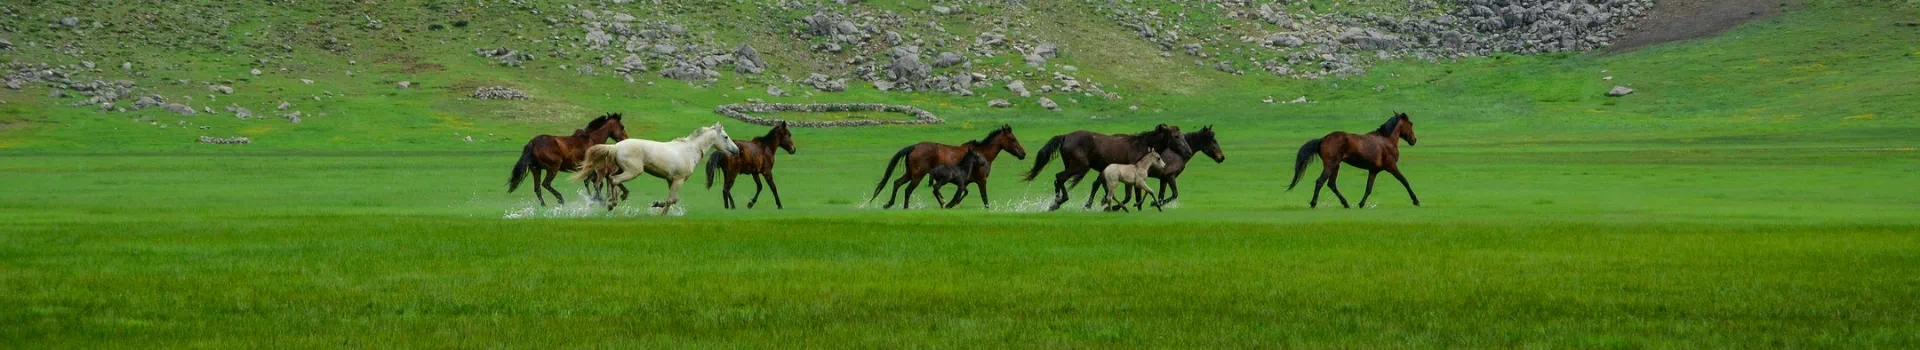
[2, 0, 1919, 347]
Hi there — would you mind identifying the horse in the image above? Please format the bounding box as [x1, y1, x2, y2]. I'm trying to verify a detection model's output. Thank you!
[870, 125, 1027, 209]
[703, 121, 797, 209]
[1287, 112, 1421, 208]
[573, 123, 741, 212]
[1100, 149, 1166, 212]
[927, 150, 989, 208]
[1021, 124, 1192, 211]
[1083, 125, 1225, 210]
[507, 113, 629, 206]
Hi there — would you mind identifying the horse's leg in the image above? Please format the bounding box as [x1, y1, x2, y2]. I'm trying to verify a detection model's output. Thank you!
[973, 179, 992, 209]
[1136, 180, 1162, 211]
[1084, 176, 1104, 209]
[884, 174, 914, 209]
[1389, 167, 1420, 206]
[660, 178, 685, 214]
[1049, 168, 1083, 211]
[948, 186, 969, 209]
[1101, 178, 1119, 211]
[747, 173, 764, 209]
[901, 176, 926, 210]
[764, 172, 785, 209]
[720, 171, 737, 209]
[930, 181, 950, 208]
[1310, 171, 1329, 208]
[1156, 177, 1178, 207]
[541, 169, 565, 205]
[1358, 169, 1381, 208]
[530, 168, 548, 206]
[1327, 169, 1351, 208]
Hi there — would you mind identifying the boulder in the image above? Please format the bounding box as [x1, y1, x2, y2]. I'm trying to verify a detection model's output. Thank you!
[988, 99, 1011, 108]
[932, 52, 966, 68]
[1607, 86, 1634, 97]
[1038, 97, 1059, 110]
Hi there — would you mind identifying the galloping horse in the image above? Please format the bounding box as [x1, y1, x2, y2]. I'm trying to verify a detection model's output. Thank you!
[1287, 112, 1421, 208]
[1022, 124, 1191, 211]
[1084, 125, 1225, 210]
[573, 123, 740, 212]
[870, 125, 1027, 209]
[704, 121, 797, 209]
[508, 113, 628, 206]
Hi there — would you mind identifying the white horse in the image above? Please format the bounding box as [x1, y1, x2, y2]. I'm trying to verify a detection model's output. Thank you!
[574, 123, 740, 212]
[1100, 149, 1166, 212]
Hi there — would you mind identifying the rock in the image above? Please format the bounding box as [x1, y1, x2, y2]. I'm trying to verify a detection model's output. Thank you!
[282, 111, 303, 124]
[585, 29, 613, 48]
[885, 51, 933, 88]
[228, 104, 254, 119]
[4, 80, 19, 90]
[1607, 86, 1634, 97]
[1034, 43, 1060, 58]
[49, 90, 66, 98]
[932, 52, 966, 68]
[208, 85, 233, 94]
[650, 43, 678, 55]
[0, 37, 11, 50]
[163, 103, 196, 115]
[1024, 53, 1047, 69]
[616, 54, 648, 74]
[975, 32, 1006, 47]
[134, 96, 165, 110]
[81, 61, 95, 69]
[301, 79, 314, 85]
[396, 81, 412, 89]
[1340, 29, 1402, 50]
[121, 62, 131, 70]
[734, 44, 768, 74]
[277, 101, 291, 111]
[988, 99, 1011, 108]
[800, 73, 846, 92]
[473, 86, 529, 100]
[766, 85, 785, 96]
[659, 62, 719, 82]
[932, 5, 959, 15]
[1007, 80, 1030, 97]
[250, 69, 262, 76]
[1265, 34, 1305, 47]
[60, 17, 80, 27]
[198, 136, 251, 145]
[1038, 97, 1059, 110]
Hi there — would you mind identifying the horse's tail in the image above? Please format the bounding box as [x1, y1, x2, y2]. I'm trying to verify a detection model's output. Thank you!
[570, 145, 618, 182]
[1287, 138, 1323, 191]
[869, 145, 914, 200]
[704, 151, 725, 189]
[1021, 135, 1066, 182]
[507, 141, 536, 193]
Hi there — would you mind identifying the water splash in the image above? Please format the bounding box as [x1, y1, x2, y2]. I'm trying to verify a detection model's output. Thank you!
[502, 189, 687, 218]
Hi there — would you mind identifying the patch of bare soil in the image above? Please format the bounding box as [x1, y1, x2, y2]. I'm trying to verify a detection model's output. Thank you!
[1605, 0, 1800, 53]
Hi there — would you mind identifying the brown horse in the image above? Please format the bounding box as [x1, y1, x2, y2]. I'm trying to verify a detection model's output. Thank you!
[1287, 112, 1421, 208]
[704, 121, 797, 209]
[1084, 125, 1225, 210]
[508, 113, 629, 206]
[870, 125, 1027, 209]
[1022, 124, 1192, 211]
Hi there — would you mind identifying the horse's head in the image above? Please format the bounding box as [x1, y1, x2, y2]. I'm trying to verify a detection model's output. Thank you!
[1153, 124, 1193, 156]
[1142, 149, 1167, 169]
[704, 122, 742, 155]
[962, 150, 987, 169]
[1394, 112, 1417, 146]
[1188, 125, 1225, 163]
[987, 124, 1025, 160]
[771, 121, 796, 155]
[588, 113, 629, 142]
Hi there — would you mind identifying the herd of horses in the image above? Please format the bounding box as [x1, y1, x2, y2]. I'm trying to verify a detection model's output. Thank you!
[506, 112, 1422, 213]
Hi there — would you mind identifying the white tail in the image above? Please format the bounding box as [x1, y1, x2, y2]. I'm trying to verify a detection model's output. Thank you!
[570, 144, 619, 182]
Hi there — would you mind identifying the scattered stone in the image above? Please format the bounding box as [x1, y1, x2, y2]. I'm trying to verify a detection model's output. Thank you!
[734, 44, 768, 74]
[1607, 86, 1634, 97]
[713, 103, 943, 128]
[800, 73, 847, 92]
[208, 85, 233, 94]
[301, 79, 314, 85]
[163, 103, 196, 115]
[250, 68, 262, 76]
[932, 5, 960, 15]
[49, 89, 66, 98]
[1007, 80, 1030, 97]
[198, 136, 251, 144]
[4, 80, 19, 90]
[282, 111, 303, 123]
[766, 85, 786, 97]
[473, 86, 529, 100]
[1038, 97, 1060, 110]
[988, 99, 1011, 108]
[277, 101, 291, 111]
[396, 81, 412, 89]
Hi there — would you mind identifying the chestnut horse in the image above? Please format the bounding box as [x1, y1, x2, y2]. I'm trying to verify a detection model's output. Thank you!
[870, 125, 1027, 209]
[1287, 112, 1421, 208]
[704, 121, 797, 209]
[508, 113, 629, 206]
[1084, 125, 1225, 210]
[1021, 124, 1191, 211]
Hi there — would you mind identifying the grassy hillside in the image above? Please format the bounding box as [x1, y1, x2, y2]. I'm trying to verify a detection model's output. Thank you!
[2, 0, 1918, 347]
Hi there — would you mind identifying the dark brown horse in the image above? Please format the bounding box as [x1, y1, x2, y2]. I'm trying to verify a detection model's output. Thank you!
[1022, 124, 1192, 211]
[1083, 125, 1225, 210]
[1287, 112, 1421, 208]
[508, 113, 629, 206]
[871, 125, 1027, 209]
[704, 121, 797, 209]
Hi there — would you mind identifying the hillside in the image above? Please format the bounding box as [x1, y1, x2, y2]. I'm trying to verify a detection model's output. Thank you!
[1, 0, 1910, 153]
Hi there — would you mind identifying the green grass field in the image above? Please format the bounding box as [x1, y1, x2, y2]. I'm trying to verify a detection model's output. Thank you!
[3, 0, 1919, 347]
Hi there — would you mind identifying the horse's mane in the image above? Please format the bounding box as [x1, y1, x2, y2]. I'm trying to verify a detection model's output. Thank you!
[975, 125, 1012, 145]
[1179, 127, 1214, 157]
[1126, 126, 1170, 148]
[1374, 115, 1403, 136]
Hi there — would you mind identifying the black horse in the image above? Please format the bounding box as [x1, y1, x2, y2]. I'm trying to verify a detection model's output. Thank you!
[1084, 125, 1224, 210]
[1021, 124, 1192, 211]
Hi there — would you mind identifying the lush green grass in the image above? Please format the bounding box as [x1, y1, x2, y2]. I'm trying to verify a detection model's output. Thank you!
[2, 0, 1919, 347]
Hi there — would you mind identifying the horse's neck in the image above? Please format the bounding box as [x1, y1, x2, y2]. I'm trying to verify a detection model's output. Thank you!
[971, 143, 1002, 162]
[751, 136, 777, 156]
